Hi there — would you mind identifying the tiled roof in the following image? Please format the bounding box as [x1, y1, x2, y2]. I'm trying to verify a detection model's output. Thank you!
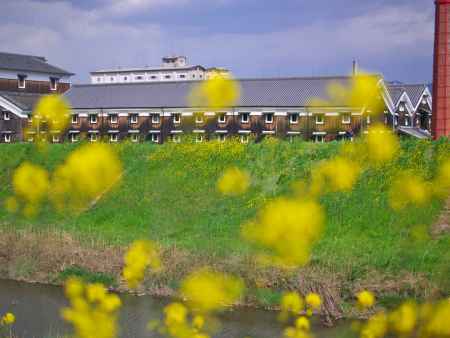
[402, 84, 427, 108]
[65, 75, 382, 109]
[0, 52, 74, 76]
[386, 85, 405, 106]
[0, 91, 43, 111]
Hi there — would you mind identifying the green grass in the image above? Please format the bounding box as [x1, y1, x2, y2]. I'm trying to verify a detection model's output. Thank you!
[57, 266, 116, 287]
[0, 138, 449, 290]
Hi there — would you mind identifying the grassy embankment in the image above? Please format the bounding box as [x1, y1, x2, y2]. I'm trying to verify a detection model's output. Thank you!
[0, 139, 449, 320]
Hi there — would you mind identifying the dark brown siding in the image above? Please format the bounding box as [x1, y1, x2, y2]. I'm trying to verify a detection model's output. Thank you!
[0, 78, 70, 94]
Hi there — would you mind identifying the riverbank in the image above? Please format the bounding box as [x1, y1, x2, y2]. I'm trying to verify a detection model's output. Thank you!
[1, 140, 449, 323]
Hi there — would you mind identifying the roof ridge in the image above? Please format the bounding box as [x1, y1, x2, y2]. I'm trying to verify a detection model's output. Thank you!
[0, 51, 46, 61]
[72, 74, 380, 88]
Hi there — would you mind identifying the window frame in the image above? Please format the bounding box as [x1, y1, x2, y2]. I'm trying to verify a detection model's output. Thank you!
[151, 133, 159, 143]
[151, 114, 160, 124]
[70, 133, 78, 143]
[18, 75, 26, 89]
[89, 114, 98, 124]
[218, 113, 226, 124]
[89, 133, 98, 142]
[195, 134, 204, 143]
[171, 134, 181, 143]
[130, 133, 139, 143]
[71, 114, 79, 124]
[315, 114, 324, 125]
[50, 77, 58, 91]
[110, 114, 118, 124]
[173, 113, 181, 124]
[4, 134, 11, 143]
[265, 113, 274, 124]
[240, 134, 249, 144]
[218, 134, 226, 142]
[3, 112, 10, 121]
[52, 134, 60, 143]
[195, 113, 204, 124]
[240, 113, 250, 124]
[130, 114, 138, 124]
[314, 135, 324, 143]
[110, 133, 118, 143]
[289, 113, 299, 124]
[341, 113, 351, 124]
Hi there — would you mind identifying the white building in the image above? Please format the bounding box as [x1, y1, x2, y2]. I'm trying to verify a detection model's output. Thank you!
[90, 56, 230, 84]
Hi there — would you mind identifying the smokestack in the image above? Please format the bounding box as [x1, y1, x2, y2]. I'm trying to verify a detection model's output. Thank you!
[432, 0, 450, 139]
[352, 59, 358, 76]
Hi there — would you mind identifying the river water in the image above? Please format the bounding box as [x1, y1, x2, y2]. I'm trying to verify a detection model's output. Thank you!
[0, 279, 351, 338]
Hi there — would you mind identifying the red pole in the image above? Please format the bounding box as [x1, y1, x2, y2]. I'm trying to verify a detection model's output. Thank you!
[432, 0, 450, 139]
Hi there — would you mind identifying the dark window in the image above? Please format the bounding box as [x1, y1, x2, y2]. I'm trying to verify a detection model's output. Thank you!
[50, 77, 58, 90]
[18, 75, 26, 88]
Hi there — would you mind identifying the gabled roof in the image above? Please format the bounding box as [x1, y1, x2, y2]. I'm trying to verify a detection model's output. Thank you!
[65, 75, 383, 109]
[402, 84, 429, 108]
[0, 52, 74, 76]
[386, 85, 405, 106]
[0, 90, 42, 112]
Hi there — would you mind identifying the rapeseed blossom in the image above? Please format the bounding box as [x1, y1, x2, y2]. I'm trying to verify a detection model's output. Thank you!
[364, 124, 399, 165]
[50, 143, 123, 212]
[242, 198, 324, 268]
[388, 172, 430, 210]
[217, 167, 250, 196]
[61, 277, 121, 338]
[123, 240, 160, 289]
[305, 293, 321, 314]
[359, 312, 388, 338]
[310, 157, 361, 196]
[388, 301, 417, 336]
[180, 269, 244, 313]
[357, 291, 375, 309]
[0, 312, 15, 326]
[279, 292, 304, 322]
[188, 76, 240, 109]
[9, 162, 50, 217]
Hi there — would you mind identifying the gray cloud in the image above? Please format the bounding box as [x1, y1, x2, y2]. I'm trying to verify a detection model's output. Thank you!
[0, 0, 434, 83]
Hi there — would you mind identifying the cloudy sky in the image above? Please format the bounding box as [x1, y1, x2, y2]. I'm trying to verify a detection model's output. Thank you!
[0, 0, 435, 84]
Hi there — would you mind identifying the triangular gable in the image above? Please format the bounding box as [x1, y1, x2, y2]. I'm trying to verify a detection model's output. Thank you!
[0, 94, 29, 118]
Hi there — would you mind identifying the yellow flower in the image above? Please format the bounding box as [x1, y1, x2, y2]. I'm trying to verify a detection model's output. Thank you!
[389, 301, 417, 335]
[279, 292, 304, 322]
[242, 198, 324, 268]
[180, 269, 244, 313]
[86, 283, 107, 303]
[364, 124, 399, 165]
[310, 157, 361, 196]
[65, 277, 84, 299]
[1, 312, 15, 325]
[123, 240, 160, 289]
[192, 315, 205, 330]
[295, 316, 310, 331]
[32, 94, 70, 131]
[164, 303, 188, 326]
[4, 196, 19, 214]
[305, 293, 321, 311]
[357, 291, 375, 309]
[100, 294, 122, 313]
[188, 76, 240, 109]
[11, 162, 50, 216]
[50, 143, 123, 212]
[389, 172, 430, 210]
[359, 311, 387, 338]
[217, 167, 250, 196]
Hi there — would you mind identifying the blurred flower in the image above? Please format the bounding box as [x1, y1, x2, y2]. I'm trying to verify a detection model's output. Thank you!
[295, 316, 310, 331]
[1, 312, 15, 326]
[388, 301, 417, 336]
[359, 311, 387, 338]
[305, 293, 321, 311]
[61, 277, 121, 338]
[242, 198, 324, 268]
[180, 269, 244, 313]
[310, 157, 361, 196]
[364, 124, 399, 165]
[50, 143, 123, 212]
[217, 167, 250, 196]
[279, 292, 304, 322]
[188, 76, 240, 109]
[10, 162, 50, 217]
[123, 240, 160, 289]
[357, 291, 375, 309]
[389, 172, 430, 210]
